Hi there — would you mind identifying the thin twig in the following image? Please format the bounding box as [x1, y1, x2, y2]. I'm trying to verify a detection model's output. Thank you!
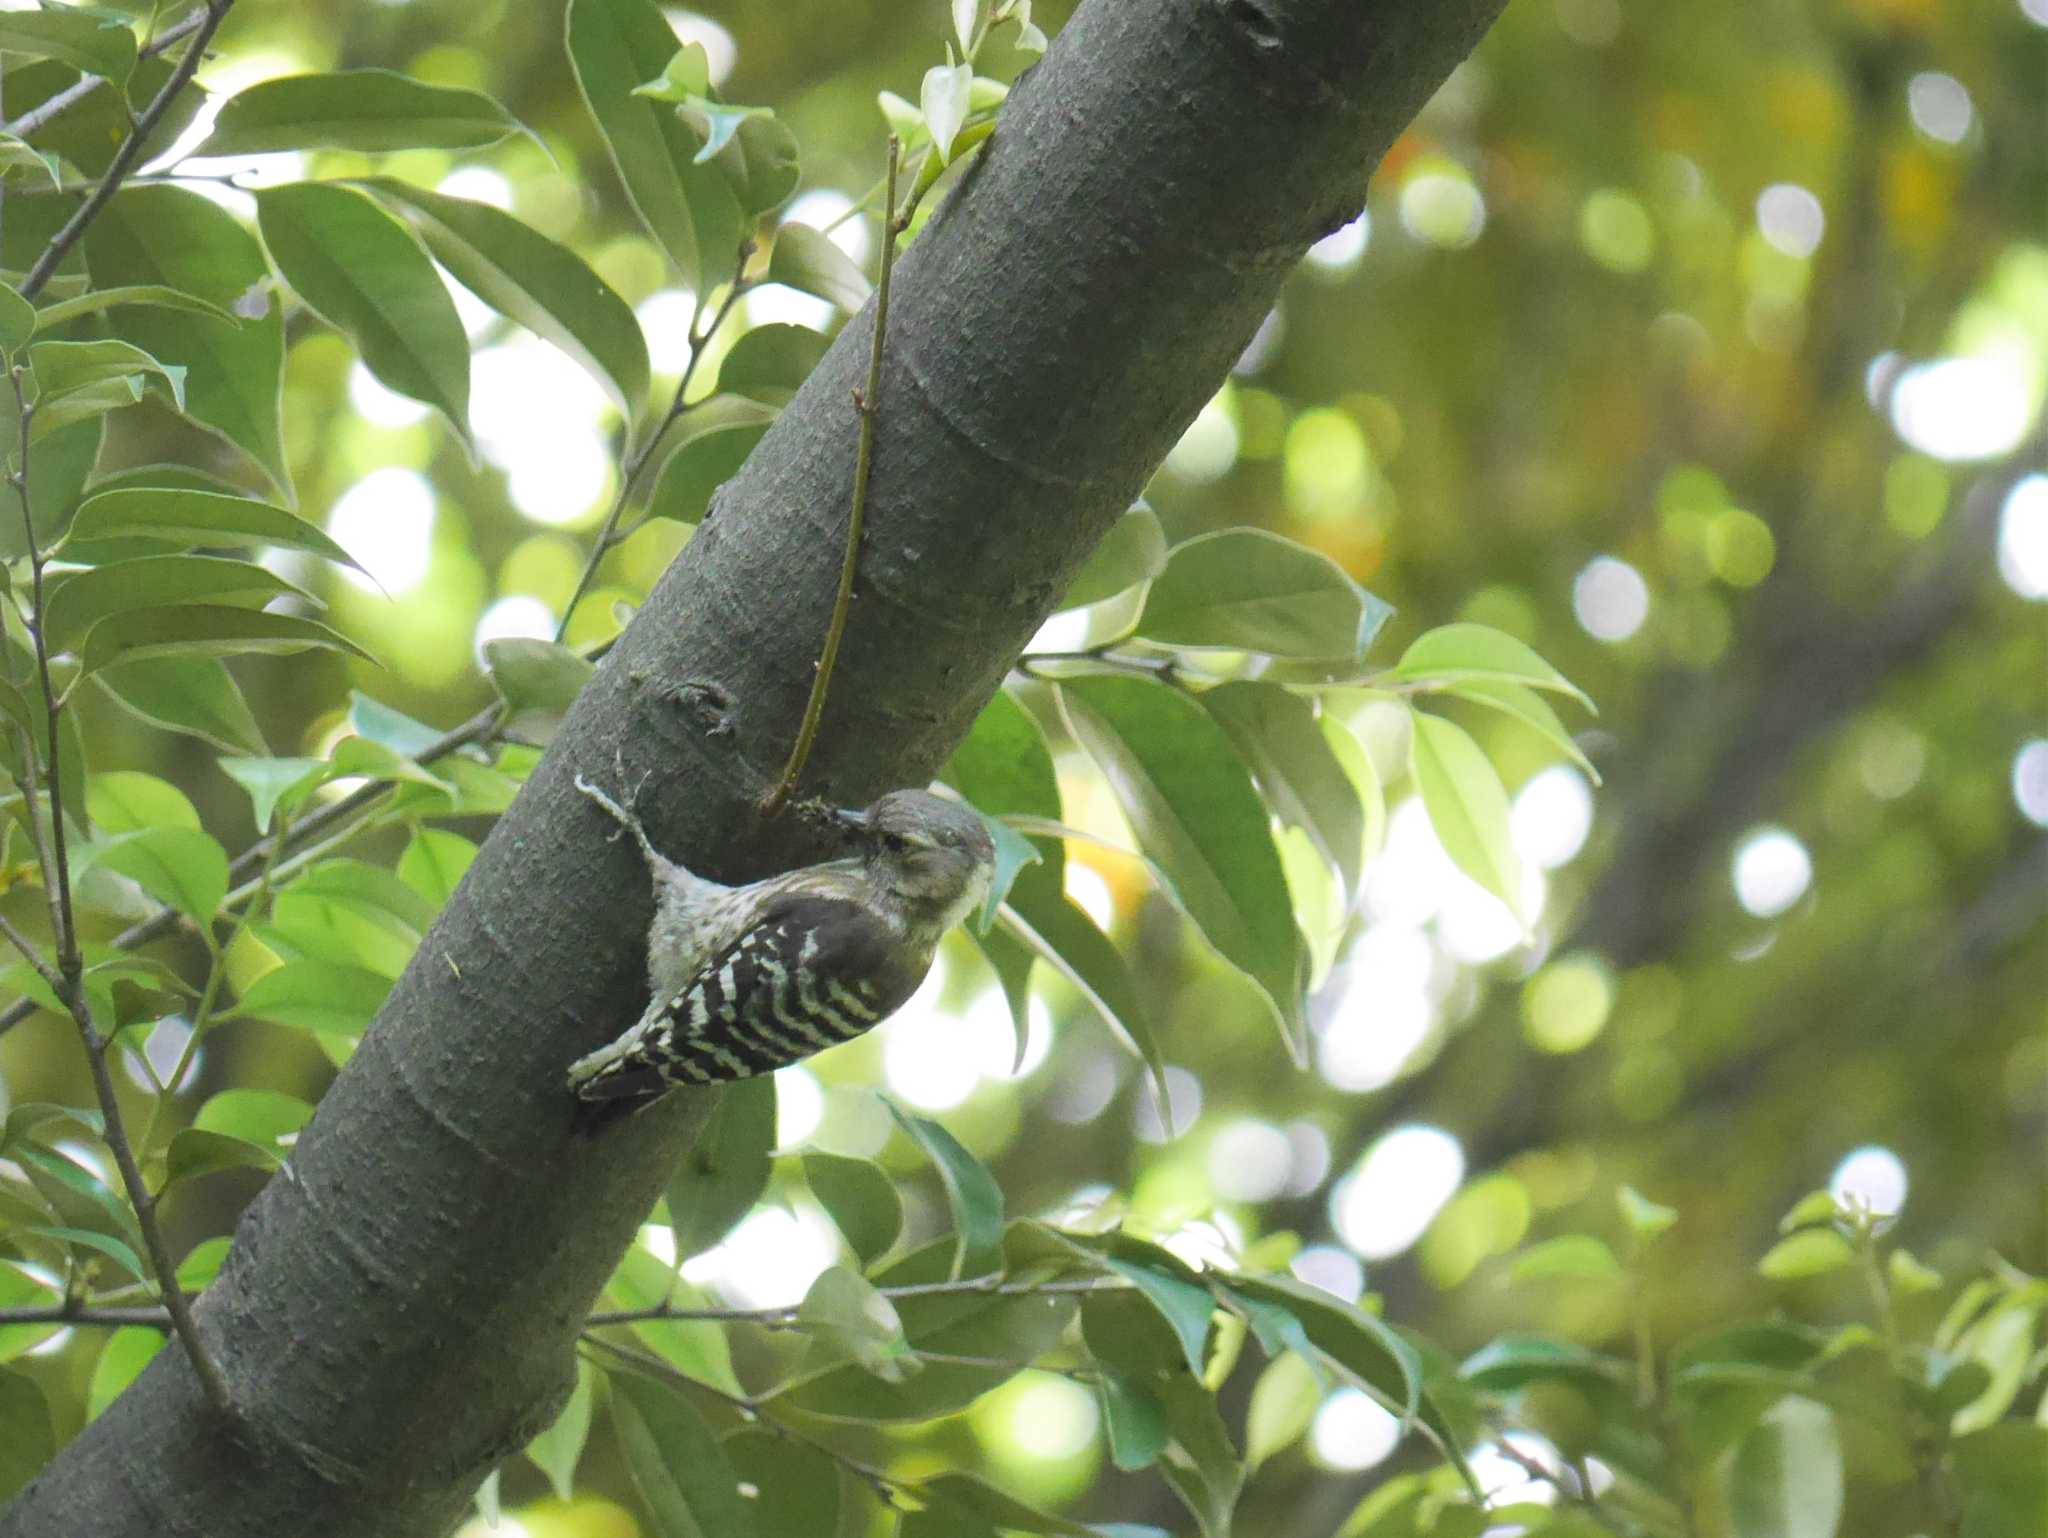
[18, 0, 235, 301]
[5, 354, 232, 1413]
[554, 245, 754, 646]
[0, 1302, 174, 1330]
[65, 987, 233, 1413]
[584, 1274, 1127, 1327]
[760, 137, 903, 817]
[10, 369, 79, 975]
[0, 7, 210, 143]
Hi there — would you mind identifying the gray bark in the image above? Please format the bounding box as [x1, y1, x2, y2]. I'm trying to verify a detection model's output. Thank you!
[1, 1, 1506, 1532]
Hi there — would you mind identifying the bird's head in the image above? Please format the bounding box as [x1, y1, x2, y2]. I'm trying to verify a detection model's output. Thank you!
[839, 790, 996, 932]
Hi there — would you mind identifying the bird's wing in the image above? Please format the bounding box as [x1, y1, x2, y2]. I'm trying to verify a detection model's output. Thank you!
[571, 892, 927, 1107]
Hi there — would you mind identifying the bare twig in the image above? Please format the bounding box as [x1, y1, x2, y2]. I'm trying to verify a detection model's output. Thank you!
[0, 7, 211, 143]
[0, 1302, 174, 1330]
[18, 1, 236, 301]
[584, 1273, 1126, 1327]
[4, 331, 231, 1417]
[554, 244, 754, 646]
[760, 137, 903, 817]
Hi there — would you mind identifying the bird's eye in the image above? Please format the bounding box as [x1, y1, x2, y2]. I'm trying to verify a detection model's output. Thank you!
[879, 830, 911, 854]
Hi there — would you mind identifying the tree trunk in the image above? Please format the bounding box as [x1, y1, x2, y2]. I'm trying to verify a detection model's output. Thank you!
[0, 1, 1506, 1531]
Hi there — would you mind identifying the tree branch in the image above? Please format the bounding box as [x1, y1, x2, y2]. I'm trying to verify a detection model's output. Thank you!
[0, 2, 1510, 1530]
[0, 7, 211, 143]
[17, 1, 234, 302]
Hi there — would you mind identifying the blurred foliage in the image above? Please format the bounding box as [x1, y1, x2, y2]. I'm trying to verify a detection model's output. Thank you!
[0, 1, 2043, 1536]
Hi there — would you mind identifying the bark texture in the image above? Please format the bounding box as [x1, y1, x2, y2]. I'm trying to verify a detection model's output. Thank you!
[0, 1, 1507, 1532]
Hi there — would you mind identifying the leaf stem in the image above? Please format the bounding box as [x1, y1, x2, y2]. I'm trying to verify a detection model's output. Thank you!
[18, 1, 235, 302]
[760, 136, 902, 817]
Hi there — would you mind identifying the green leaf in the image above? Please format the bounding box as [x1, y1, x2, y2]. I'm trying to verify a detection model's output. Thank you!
[1137, 529, 1388, 659]
[1097, 1363, 1171, 1472]
[709, 112, 800, 215]
[79, 606, 370, 678]
[1407, 709, 1525, 921]
[0, 282, 33, 358]
[31, 285, 242, 332]
[197, 70, 522, 155]
[1387, 623, 1593, 710]
[234, 960, 393, 1034]
[802, 1151, 903, 1269]
[398, 828, 478, 907]
[164, 1127, 280, 1185]
[940, 688, 1062, 943]
[1617, 1185, 1679, 1242]
[917, 1473, 1100, 1537]
[0, 1368, 53, 1501]
[921, 60, 972, 162]
[66, 488, 363, 571]
[24, 1225, 145, 1283]
[86, 771, 201, 834]
[86, 1327, 161, 1420]
[360, 178, 650, 427]
[1203, 681, 1366, 901]
[609, 1373, 756, 1538]
[1727, 1397, 1843, 1538]
[1060, 675, 1305, 1056]
[524, 1357, 594, 1502]
[93, 827, 229, 921]
[567, 0, 744, 291]
[193, 1088, 314, 1149]
[1777, 1190, 1841, 1233]
[284, 859, 438, 937]
[1756, 1229, 1856, 1281]
[484, 637, 594, 716]
[1, 1102, 105, 1151]
[1091, 1236, 1216, 1379]
[0, 132, 61, 191]
[1442, 676, 1601, 783]
[780, 1237, 1076, 1420]
[44, 556, 310, 655]
[632, 44, 712, 100]
[642, 394, 776, 524]
[722, 1428, 841, 1538]
[97, 656, 267, 755]
[666, 1077, 775, 1259]
[218, 757, 329, 832]
[714, 323, 827, 406]
[29, 338, 184, 413]
[766, 223, 870, 313]
[1246, 1351, 1322, 1470]
[0, 11, 136, 86]
[1059, 502, 1168, 611]
[798, 1265, 918, 1381]
[886, 1099, 1003, 1279]
[1511, 1235, 1624, 1283]
[83, 186, 292, 500]
[996, 887, 1165, 1108]
[1220, 1273, 1419, 1420]
[256, 182, 471, 451]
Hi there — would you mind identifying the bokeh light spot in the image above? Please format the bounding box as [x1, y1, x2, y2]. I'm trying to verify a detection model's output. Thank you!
[1399, 168, 1486, 249]
[1756, 183, 1825, 259]
[1207, 1118, 1294, 1202]
[327, 467, 435, 594]
[1579, 188, 1654, 273]
[1521, 954, 1615, 1055]
[2011, 740, 2048, 827]
[1830, 1145, 1908, 1218]
[1906, 72, 1972, 144]
[472, 595, 554, 660]
[1331, 1125, 1464, 1260]
[1310, 1389, 1402, 1471]
[1732, 826, 1813, 917]
[1573, 556, 1649, 641]
[1512, 766, 1595, 871]
[1997, 473, 2048, 598]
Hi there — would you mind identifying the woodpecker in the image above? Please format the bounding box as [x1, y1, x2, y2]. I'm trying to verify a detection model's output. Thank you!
[567, 773, 995, 1129]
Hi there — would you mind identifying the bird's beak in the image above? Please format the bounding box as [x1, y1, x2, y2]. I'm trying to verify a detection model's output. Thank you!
[831, 805, 869, 832]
